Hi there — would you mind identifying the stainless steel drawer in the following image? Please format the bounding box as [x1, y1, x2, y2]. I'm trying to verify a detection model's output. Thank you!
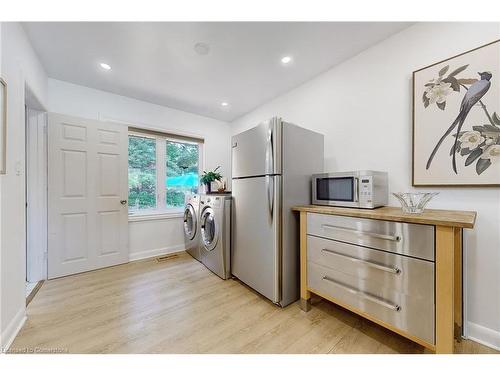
[308, 261, 435, 344]
[307, 235, 434, 298]
[307, 213, 435, 261]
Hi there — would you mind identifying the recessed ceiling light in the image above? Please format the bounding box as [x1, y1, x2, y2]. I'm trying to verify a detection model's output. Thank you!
[221, 102, 229, 107]
[194, 42, 210, 55]
[281, 56, 292, 65]
[100, 63, 111, 71]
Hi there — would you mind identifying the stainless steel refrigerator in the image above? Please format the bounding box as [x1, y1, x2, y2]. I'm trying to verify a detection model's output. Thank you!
[231, 117, 324, 307]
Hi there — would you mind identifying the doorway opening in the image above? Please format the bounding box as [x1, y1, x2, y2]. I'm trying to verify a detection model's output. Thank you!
[25, 87, 48, 304]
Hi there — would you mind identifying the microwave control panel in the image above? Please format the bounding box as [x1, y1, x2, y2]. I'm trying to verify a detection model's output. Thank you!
[358, 176, 373, 206]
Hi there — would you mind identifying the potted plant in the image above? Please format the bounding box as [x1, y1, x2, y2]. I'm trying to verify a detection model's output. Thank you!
[200, 166, 222, 193]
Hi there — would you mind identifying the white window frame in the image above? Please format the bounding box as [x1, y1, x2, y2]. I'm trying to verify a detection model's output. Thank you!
[128, 130, 203, 218]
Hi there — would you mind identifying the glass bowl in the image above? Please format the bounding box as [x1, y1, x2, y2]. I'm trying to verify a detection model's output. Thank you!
[392, 192, 439, 214]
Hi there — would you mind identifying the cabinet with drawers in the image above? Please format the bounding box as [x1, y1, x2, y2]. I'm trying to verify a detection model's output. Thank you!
[292, 205, 477, 354]
[307, 218, 435, 344]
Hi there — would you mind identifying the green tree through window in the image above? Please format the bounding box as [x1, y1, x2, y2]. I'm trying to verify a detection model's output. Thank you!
[128, 135, 156, 210]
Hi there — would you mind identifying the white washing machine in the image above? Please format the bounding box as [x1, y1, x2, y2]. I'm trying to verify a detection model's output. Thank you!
[199, 194, 232, 279]
[183, 194, 201, 261]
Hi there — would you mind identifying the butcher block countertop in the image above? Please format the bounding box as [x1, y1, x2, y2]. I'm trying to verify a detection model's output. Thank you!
[292, 205, 476, 229]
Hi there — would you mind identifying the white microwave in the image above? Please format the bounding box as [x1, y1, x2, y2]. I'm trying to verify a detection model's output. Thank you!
[311, 171, 388, 209]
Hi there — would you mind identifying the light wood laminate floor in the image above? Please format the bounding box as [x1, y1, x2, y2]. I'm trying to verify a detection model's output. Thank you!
[10, 253, 498, 354]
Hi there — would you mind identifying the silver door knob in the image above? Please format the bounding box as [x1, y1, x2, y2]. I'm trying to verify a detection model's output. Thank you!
[120, 200, 127, 205]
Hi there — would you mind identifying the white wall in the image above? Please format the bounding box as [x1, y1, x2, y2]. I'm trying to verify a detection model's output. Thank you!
[231, 22, 500, 349]
[47, 79, 231, 261]
[0, 20, 3, 351]
[128, 216, 185, 261]
[0, 22, 48, 349]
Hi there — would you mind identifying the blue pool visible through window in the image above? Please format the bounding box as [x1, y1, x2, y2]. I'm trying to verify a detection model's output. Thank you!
[166, 141, 199, 208]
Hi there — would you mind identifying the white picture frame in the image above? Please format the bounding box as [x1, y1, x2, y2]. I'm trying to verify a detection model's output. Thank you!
[413, 40, 500, 187]
[0, 77, 6, 175]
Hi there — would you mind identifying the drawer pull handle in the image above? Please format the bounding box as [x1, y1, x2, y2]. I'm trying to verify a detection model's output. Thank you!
[322, 276, 401, 312]
[321, 224, 401, 242]
[321, 248, 401, 274]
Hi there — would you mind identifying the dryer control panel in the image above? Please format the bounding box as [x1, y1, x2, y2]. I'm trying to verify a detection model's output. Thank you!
[202, 196, 222, 208]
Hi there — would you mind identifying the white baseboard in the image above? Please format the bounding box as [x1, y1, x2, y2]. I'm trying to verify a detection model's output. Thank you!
[467, 321, 500, 351]
[1, 307, 27, 352]
[129, 244, 186, 262]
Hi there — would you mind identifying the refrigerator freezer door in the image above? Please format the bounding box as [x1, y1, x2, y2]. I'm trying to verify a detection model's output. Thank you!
[231, 118, 282, 178]
[231, 175, 281, 303]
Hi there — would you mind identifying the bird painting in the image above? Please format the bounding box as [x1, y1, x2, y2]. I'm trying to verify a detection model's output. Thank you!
[426, 71, 492, 173]
[419, 61, 500, 178]
[413, 40, 500, 186]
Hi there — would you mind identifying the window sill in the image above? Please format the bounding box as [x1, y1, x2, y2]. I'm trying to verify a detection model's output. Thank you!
[128, 210, 184, 222]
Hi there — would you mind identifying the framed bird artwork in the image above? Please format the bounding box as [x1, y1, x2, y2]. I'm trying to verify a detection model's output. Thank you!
[413, 39, 500, 187]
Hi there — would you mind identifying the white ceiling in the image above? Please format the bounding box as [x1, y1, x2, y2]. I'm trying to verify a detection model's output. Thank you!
[22, 22, 411, 122]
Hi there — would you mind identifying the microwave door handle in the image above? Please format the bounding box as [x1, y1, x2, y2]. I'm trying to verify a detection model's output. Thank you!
[353, 177, 359, 202]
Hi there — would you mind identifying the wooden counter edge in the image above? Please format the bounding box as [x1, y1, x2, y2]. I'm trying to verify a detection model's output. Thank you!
[292, 205, 476, 229]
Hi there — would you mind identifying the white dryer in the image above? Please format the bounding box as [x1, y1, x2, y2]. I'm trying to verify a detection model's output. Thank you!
[199, 194, 232, 279]
[183, 194, 201, 261]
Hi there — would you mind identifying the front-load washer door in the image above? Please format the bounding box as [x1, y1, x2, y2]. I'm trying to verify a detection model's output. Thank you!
[200, 207, 218, 251]
[183, 204, 197, 240]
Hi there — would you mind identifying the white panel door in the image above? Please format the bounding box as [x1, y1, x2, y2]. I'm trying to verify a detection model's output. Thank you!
[48, 113, 129, 278]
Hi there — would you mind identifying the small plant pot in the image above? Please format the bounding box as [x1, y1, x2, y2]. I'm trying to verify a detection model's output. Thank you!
[205, 183, 212, 194]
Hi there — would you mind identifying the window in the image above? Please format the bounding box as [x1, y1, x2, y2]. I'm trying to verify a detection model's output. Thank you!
[128, 129, 202, 215]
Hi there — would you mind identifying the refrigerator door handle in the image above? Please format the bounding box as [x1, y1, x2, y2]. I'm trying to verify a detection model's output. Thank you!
[273, 175, 281, 304]
[265, 122, 273, 175]
[266, 175, 274, 219]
